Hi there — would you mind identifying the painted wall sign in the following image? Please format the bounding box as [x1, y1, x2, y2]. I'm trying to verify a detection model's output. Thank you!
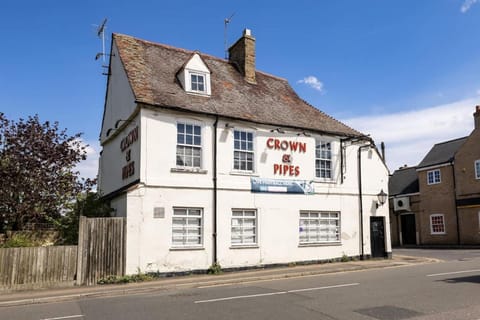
[120, 125, 138, 180]
[266, 137, 306, 176]
[251, 177, 314, 194]
[120, 126, 139, 152]
[122, 161, 135, 179]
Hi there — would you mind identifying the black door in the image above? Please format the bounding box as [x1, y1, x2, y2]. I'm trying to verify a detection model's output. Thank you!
[370, 217, 386, 258]
[400, 214, 416, 245]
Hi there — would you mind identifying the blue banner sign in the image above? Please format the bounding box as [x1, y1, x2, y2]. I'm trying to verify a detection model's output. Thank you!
[250, 177, 315, 194]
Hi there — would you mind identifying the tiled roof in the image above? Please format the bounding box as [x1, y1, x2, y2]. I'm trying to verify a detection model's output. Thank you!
[113, 33, 362, 137]
[389, 167, 419, 196]
[417, 137, 468, 169]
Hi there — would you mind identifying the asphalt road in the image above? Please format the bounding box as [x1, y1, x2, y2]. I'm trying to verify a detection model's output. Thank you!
[2, 250, 480, 320]
[394, 247, 480, 261]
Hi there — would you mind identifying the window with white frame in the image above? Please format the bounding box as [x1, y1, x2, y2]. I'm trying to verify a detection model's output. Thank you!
[299, 211, 340, 244]
[233, 130, 254, 172]
[427, 169, 441, 185]
[231, 209, 257, 246]
[475, 160, 480, 180]
[315, 141, 332, 179]
[430, 214, 445, 234]
[172, 208, 203, 247]
[190, 73, 206, 93]
[176, 122, 201, 168]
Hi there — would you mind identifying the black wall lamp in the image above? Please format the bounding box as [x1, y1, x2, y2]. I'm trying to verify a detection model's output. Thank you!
[376, 189, 388, 209]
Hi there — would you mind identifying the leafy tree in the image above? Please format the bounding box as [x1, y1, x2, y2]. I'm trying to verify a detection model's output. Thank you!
[0, 113, 93, 232]
[54, 191, 113, 245]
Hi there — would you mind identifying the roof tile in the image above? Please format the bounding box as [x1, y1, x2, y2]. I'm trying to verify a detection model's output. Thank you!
[113, 33, 362, 137]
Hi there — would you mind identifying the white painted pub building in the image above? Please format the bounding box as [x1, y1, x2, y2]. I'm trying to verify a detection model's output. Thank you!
[98, 30, 391, 274]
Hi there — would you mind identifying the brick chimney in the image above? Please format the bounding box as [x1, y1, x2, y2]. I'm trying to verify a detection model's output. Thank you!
[475, 105, 480, 129]
[228, 29, 256, 84]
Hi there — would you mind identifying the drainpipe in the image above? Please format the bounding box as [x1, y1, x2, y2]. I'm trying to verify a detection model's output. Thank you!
[212, 116, 219, 265]
[451, 161, 461, 245]
[340, 139, 345, 184]
[357, 142, 372, 260]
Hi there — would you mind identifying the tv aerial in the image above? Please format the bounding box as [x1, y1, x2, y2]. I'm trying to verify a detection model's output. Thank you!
[224, 13, 235, 59]
[95, 18, 108, 63]
[93, 18, 114, 75]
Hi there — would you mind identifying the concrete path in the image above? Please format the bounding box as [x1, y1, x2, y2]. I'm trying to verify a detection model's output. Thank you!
[0, 254, 436, 308]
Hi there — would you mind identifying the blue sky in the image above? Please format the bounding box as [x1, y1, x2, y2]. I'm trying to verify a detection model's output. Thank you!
[1, 0, 480, 178]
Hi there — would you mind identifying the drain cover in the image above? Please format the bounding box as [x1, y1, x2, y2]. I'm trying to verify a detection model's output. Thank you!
[355, 305, 423, 320]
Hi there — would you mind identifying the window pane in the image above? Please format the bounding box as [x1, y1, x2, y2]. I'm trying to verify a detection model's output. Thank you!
[194, 125, 201, 135]
[177, 133, 185, 144]
[193, 136, 201, 146]
[177, 123, 185, 133]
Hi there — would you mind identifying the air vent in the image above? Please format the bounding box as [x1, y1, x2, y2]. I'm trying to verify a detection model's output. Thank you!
[153, 207, 165, 219]
[393, 197, 410, 212]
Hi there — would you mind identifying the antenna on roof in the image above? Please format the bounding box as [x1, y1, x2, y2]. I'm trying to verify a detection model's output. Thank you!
[224, 13, 235, 59]
[95, 18, 108, 63]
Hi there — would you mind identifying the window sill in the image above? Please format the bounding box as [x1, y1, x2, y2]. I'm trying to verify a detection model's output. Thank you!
[230, 245, 259, 249]
[229, 171, 259, 177]
[170, 246, 205, 251]
[298, 242, 342, 247]
[171, 167, 208, 174]
[186, 91, 210, 97]
[313, 179, 337, 184]
[430, 233, 446, 235]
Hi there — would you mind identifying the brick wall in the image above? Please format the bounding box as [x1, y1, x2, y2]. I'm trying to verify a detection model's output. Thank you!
[418, 166, 458, 244]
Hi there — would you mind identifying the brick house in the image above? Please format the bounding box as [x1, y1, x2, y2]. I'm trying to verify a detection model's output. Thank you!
[390, 107, 480, 246]
[98, 30, 391, 274]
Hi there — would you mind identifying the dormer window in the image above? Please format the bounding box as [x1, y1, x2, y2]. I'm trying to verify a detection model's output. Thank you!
[190, 73, 206, 93]
[177, 53, 211, 96]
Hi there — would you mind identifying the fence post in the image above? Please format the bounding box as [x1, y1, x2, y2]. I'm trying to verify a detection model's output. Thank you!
[76, 216, 86, 286]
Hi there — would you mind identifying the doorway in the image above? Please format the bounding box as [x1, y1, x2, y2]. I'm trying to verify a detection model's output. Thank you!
[400, 214, 416, 245]
[370, 217, 386, 258]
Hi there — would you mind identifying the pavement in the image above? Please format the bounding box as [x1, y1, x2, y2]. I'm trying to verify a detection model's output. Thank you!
[0, 254, 437, 308]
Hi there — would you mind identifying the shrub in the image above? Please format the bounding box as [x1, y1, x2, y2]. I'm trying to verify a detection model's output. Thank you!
[0, 234, 38, 248]
[207, 262, 222, 275]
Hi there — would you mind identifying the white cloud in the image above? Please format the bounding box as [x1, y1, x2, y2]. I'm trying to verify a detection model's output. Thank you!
[75, 139, 100, 181]
[461, 0, 479, 13]
[342, 98, 479, 172]
[297, 76, 324, 92]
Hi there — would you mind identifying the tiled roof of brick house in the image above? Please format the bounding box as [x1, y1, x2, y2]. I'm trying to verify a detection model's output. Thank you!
[389, 166, 419, 196]
[417, 137, 468, 169]
[113, 33, 363, 137]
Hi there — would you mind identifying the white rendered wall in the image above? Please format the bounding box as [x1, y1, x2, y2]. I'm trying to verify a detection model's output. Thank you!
[117, 109, 391, 273]
[100, 42, 137, 144]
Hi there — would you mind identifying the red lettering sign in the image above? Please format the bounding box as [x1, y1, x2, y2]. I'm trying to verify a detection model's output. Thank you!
[273, 163, 300, 176]
[266, 138, 306, 153]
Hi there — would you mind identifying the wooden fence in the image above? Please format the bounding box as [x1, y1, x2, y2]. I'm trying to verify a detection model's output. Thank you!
[0, 246, 77, 291]
[0, 216, 126, 291]
[77, 216, 126, 286]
